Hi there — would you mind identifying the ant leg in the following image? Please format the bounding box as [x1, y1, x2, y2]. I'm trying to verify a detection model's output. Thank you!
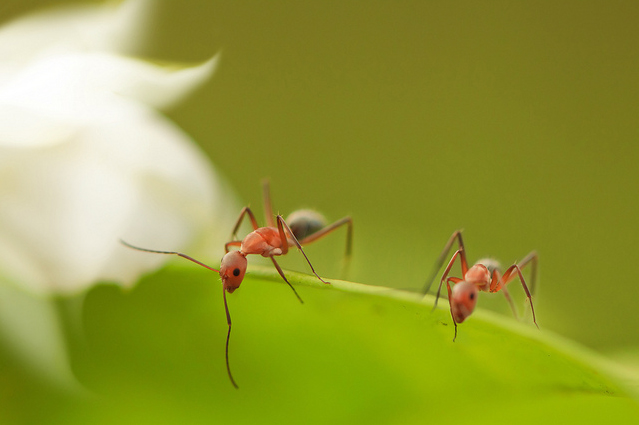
[222, 288, 239, 389]
[517, 251, 538, 296]
[230, 207, 260, 241]
[120, 240, 219, 273]
[487, 267, 519, 319]
[491, 252, 538, 320]
[423, 230, 468, 294]
[501, 286, 518, 320]
[298, 216, 353, 277]
[270, 257, 304, 303]
[225, 240, 242, 253]
[497, 265, 538, 328]
[298, 216, 353, 254]
[276, 215, 329, 284]
[261, 179, 276, 228]
[432, 248, 465, 311]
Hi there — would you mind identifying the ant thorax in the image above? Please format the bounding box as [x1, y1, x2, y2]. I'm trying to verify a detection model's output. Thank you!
[241, 227, 284, 257]
[286, 209, 327, 240]
[464, 264, 491, 290]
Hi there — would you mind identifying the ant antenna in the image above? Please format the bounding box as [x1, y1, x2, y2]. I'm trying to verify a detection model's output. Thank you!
[119, 239, 220, 273]
[223, 288, 239, 389]
[120, 239, 241, 388]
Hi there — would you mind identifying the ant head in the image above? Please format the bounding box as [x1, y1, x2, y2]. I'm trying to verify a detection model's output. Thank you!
[451, 281, 478, 323]
[220, 251, 247, 293]
[286, 209, 327, 240]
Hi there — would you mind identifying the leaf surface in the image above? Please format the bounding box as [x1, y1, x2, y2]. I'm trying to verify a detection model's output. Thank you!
[69, 265, 639, 424]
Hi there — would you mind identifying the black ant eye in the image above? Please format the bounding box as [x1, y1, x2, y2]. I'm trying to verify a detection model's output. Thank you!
[469, 292, 475, 300]
[233, 268, 240, 277]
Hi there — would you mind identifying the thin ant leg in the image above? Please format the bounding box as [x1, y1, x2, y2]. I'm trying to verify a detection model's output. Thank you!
[270, 257, 304, 303]
[501, 286, 518, 320]
[225, 240, 242, 253]
[276, 215, 329, 284]
[497, 265, 538, 328]
[517, 251, 538, 296]
[298, 216, 353, 277]
[222, 287, 238, 389]
[490, 252, 538, 320]
[433, 248, 467, 310]
[423, 230, 467, 294]
[492, 252, 537, 293]
[120, 240, 219, 273]
[297, 217, 353, 253]
[488, 267, 501, 292]
[488, 267, 519, 319]
[262, 179, 275, 228]
[230, 207, 260, 241]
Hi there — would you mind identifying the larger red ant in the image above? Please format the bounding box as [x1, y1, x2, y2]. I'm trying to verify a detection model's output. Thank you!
[121, 180, 352, 388]
[423, 230, 538, 341]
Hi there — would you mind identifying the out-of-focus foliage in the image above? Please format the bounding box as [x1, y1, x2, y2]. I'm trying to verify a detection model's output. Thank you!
[3, 265, 638, 424]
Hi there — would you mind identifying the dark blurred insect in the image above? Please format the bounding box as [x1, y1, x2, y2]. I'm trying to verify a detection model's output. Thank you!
[121, 180, 352, 388]
[423, 230, 538, 341]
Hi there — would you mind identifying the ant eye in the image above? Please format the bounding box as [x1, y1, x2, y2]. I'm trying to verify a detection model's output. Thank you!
[469, 292, 475, 300]
[233, 268, 240, 277]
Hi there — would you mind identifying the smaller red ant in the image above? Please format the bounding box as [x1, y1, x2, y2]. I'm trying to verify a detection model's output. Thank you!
[423, 230, 538, 341]
[121, 180, 352, 388]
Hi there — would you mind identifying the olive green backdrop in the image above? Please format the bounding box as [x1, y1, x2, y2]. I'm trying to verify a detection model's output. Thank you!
[2, 0, 637, 353]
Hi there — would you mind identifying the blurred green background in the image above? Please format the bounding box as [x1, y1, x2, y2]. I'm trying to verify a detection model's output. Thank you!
[3, 0, 637, 351]
[2, 0, 639, 418]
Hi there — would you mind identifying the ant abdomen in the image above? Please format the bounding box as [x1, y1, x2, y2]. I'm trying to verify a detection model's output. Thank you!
[286, 209, 327, 240]
[476, 258, 501, 274]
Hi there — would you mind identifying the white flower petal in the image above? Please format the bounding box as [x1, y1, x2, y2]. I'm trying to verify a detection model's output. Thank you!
[114, 55, 220, 110]
[0, 7, 233, 295]
[0, 0, 157, 84]
[0, 98, 231, 294]
[0, 52, 218, 118]
[0, 102, 78, 149]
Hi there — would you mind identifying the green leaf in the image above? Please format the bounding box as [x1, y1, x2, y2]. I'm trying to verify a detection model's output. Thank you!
[66, 265, 638, 424]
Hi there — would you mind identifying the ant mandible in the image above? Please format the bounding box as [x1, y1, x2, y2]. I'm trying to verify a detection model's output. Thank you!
[121, 179, 353, 388]
[423, 230, 538, 341]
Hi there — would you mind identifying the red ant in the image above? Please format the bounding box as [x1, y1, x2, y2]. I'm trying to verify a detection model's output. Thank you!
[121, 180, 352, 388]
[423, 230, 538, 341]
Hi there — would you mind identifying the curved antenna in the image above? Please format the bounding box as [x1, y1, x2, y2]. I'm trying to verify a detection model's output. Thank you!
[121, 239, 240, 388]
[120, 239, 220, 273]
[223, 288, 239, 389]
